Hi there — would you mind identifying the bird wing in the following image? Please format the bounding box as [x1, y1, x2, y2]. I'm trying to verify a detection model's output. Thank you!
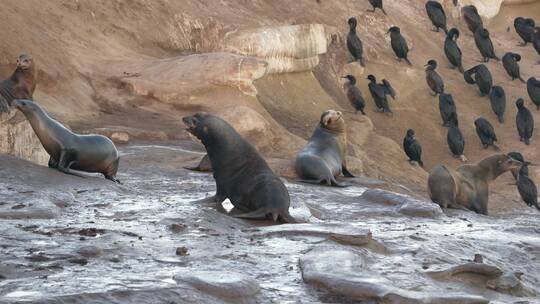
[382, 79, 396, 99]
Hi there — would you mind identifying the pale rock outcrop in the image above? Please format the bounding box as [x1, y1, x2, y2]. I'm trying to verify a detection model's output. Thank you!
[174, 271, 260, 301]
[0, 112, 47, 165]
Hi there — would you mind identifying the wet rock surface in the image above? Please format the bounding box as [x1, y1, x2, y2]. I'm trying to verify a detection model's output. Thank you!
[0, 144, 539, 303]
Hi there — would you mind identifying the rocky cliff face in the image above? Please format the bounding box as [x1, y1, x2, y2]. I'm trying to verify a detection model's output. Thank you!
[0, 112, 47, 165]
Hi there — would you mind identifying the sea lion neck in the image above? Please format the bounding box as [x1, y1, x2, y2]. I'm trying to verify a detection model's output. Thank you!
[477, 155, 508, 181]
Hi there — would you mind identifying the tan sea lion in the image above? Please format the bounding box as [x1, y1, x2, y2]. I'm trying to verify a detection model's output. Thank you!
[12, 99, 121, 183]
[182, 112, 294, 223]
[295, 110, 354, 187]
[0, 54, 37, 113]
[428, 154, 522, 215]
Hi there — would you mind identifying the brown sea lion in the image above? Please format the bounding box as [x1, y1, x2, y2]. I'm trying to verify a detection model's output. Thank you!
[295, 110, 354, 187]
[427, 154, 522, 215]
[12, 99, 121, 183]
[182, 112, 294, 223]
[184, 154, 212, 172]
[0, 54, 37, 113]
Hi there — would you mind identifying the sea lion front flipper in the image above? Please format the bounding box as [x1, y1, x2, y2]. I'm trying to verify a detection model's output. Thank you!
[56, 150, 87, 179]
[190, 195, 223, 204]
[48, 157, 58, 169]
[342, 165, 355, 178]
[231, 208, 270, 220]
[184, 154, 212, 172]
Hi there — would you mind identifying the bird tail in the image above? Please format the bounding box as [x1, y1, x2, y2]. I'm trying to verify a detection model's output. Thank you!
[497, 115, 504, 123]
[361, 109, 366, 115]
[382, 8, 387, 15]
[458, 65, 464, 74]
[404, 57, 412, 66]
[360, 57, 366, 67]
[519, 76, 526, 83]
[419, 160, 424, 167]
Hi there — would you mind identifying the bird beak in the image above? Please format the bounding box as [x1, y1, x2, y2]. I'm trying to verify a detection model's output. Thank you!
[424, 63, 429, 67]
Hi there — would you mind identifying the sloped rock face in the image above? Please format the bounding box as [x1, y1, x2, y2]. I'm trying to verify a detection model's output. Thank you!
[0, 112, 47, 165]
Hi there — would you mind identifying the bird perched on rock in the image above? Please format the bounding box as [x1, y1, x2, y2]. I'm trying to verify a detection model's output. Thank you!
[474, 27, 499, 62]
[444, 28, 464, 73]
[447, 123, 466, 162]
[516, 163, 540, 211]
[367, 0, 386, 15]
[464, 64, 492, 96]
[489, 86, 506, 123]
[474, 117, 498, 149]
[425, 59, 444, 96]
[439, 93, 458, 127]
[347, 17, 365, 66]
[388, 26, 411, 65]
[403, 129, 423, 167]
[514, 17, 535, 46]
[462, 5, 483, 34]
[527, 77, 540, 110]
[343, 75, 366, 115]
[367, 74, 396, 113]
[533, 27, 540, 62]
[502, 52, 525, 83]
[425, 1, 447, 34]
[516, 98, 534, 145]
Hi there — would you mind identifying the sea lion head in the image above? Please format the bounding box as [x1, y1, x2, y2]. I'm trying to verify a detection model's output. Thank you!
[16, 54, 33, 70]
[182, 112, 233, 147]
[320, 110, 345, 132]
[500, 154, 523, 172]
[12, 99, 39, 115]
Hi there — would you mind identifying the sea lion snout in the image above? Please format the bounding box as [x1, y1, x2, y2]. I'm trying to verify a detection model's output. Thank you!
[12, 99, 33, 111]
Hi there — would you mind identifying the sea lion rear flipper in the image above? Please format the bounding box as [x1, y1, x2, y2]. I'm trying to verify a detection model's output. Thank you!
[331, 177, 351, 188]
[342, 165, 355, 178]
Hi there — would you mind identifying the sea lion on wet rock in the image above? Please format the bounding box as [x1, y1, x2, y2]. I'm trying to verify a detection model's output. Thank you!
[462, 5, 483, 34]
[489, 86, 506, 123]
[182, 112, 293, 222]
[0, 54, 37, 113]
[428, 154, 522, 214]
[425, 1, 448, 34]
[516, 98, 534, 145]
[295, 110, 354, 187]
[502, 52, 524, 83]
[12, 100, 121, 183]
[444, 28, 464, 73]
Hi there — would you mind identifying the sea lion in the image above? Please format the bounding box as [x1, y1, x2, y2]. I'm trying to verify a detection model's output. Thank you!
[514, 17, 535, 46]
[516, 98, 534, 145]
[474, 27, 499, 62]
[439, 93, 458, 127]
[464, 64, 492, 96]
[343, 75, 366, 115]
[502, 52, 524, 83]
[428, 154, 522, 214]
[425, 1, 448, 34]
[447, 124, 466, 162]
[295, 110, 354, 187]
[474, 117, 497, 149]
[182, 112, 294, 222]
[489, 86, 506, 123]
[462, 5, 483, 34]
[425, 59, 444, 96]
[367, 74, 396, 113]
[527, 77, 540, 110]
[388, 26, 411, 65]
[403, 129, 423, 167]
[184, 154, 212, 172]
[367, 0, 386, 15]
[0, 54, 37, 113]
[444, 28, 464, 73]
[347, 17, 365, 66]
[12, 99, 121, 183]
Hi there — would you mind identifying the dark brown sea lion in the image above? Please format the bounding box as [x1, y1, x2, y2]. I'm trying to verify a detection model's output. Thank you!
[182, 112, 294, 223]
[0, 54, 37, 113]
[184, 154, 212, 172]
[295, 110, 354, 187]
[12, 99, 121, 183]
[427, 154, 522, 215]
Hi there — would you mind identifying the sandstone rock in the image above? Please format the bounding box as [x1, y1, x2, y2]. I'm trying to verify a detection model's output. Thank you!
[222, 24, 328, 74]
[398, 200, 444, 218]
[110, 132, 129, 144]
[217, 106, 271, 142]
[486, 272, 522, 292]
[426, 262, 503, 279]
[0, 112, 48, 165]
[173, 271, 260, 300]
